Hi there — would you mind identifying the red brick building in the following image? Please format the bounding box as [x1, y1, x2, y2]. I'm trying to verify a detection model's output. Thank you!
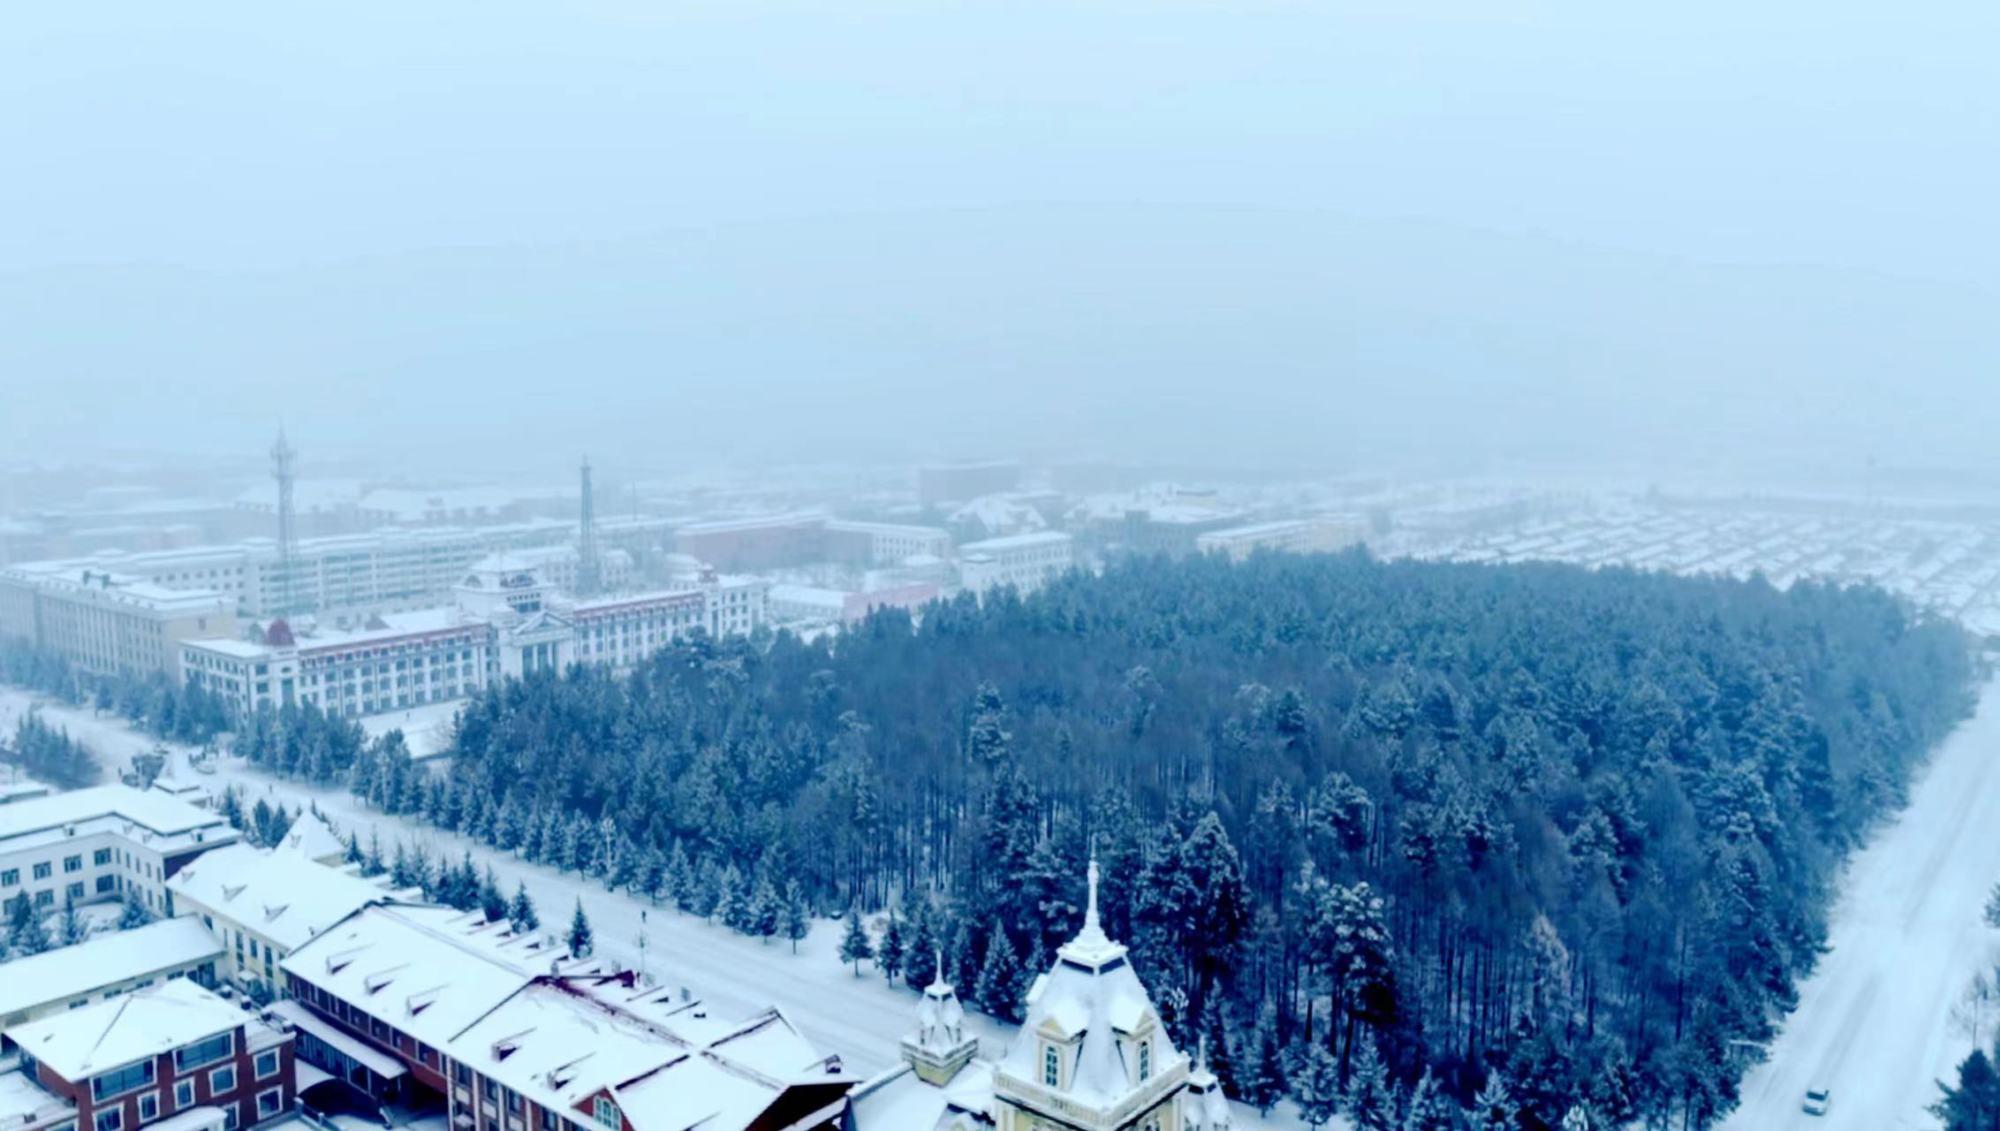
[5, 978, 294, 1131]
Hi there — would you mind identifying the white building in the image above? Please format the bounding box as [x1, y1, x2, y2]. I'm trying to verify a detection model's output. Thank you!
[0, 785, 240, 918]
[8, 518, 677, 622]
[823, 520, 954, 565]
[1194, 518, 1367, 561]
[165, 842, 388, 993]
[0, 917, 224, 1033]
[181, 556, 766, 721]
[958, 532, 1074, 596]
[0, 564, 237, 679]
[848, 860, 1223, 1131]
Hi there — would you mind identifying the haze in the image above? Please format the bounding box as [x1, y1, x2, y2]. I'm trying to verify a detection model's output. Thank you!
[2, 0, 1995, 483]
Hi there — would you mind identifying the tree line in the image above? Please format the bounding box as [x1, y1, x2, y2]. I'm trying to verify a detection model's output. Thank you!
[122, 551, 1975, 1129]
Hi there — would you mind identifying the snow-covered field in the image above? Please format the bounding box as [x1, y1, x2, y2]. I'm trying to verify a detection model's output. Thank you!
[0, 685, 1311, 1128]
[1723, 676, 2000, 1131]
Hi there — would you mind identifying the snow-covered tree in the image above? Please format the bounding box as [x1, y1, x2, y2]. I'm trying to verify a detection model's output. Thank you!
[782, 879, 810, 954]
[1291, 1041, 1342, 1130]
[974, 924, 1023, 1021]
[567, 898, 594, 957]
[508, 882, 539, 934]
[1472, 1070, 1518, 1131]
[877, 907, 906, 981]
[838, 906, 873, 975]
[1344, 1036, 1395, 1131]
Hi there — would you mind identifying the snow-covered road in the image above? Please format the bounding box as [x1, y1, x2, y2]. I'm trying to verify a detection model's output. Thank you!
[1723, 677, 2000, 1131]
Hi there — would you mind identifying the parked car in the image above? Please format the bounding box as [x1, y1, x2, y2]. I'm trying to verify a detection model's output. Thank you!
[1802, 1087, 1832, 1116]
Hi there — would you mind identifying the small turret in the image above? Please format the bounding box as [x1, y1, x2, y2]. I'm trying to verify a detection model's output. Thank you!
[901, 949, 979, 1086]
[1182, 1039, 1233, 1130]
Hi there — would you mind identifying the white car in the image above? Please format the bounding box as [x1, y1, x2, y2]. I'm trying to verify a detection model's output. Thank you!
[1801, 1087, 1832, 1117]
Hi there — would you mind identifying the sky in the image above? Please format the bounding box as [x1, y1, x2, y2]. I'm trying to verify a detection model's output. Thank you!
[1, 1, 1994, 483]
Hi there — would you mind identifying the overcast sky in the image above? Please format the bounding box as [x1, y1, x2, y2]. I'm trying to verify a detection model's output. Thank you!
[1, 1, 1994, 483]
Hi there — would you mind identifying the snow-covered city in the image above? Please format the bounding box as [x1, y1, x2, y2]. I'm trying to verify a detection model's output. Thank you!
[5, 5, 1998, 1131]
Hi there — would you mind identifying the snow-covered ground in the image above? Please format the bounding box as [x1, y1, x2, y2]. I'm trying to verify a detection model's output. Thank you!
[0, 684, 1313, 1128]
[1723, 676, 2000, 1131]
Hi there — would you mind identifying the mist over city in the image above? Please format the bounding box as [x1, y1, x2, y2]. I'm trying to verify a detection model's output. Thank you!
[3, 5, 1999, 1131]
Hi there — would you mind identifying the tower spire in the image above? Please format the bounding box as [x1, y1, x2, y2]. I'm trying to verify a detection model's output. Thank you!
[576, 455, 602, 598]
[270, 427, 298, 616]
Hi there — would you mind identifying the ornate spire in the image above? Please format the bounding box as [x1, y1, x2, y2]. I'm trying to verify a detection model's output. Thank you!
[1057, 851, 1124, 966]
[930, 947, 946, 991]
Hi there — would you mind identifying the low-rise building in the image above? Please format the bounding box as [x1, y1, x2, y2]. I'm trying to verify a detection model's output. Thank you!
[275, 903, 853, 1130]
[1195, 517, 1368, 561]
[0, 786, 240, 918]
[165, 843, 386, 995]
[3, 978, 295, 1131]
[958, 532, 1074, 596]
[0, 917, 224, 1035]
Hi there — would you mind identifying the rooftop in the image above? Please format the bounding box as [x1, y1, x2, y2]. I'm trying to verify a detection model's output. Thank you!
[0, 784, 235, 846]
[6, 978, 257, 1081]
[167, 844, 387, 951]
[0, 917, 225, 1020]
[958, 531, 1072, 553]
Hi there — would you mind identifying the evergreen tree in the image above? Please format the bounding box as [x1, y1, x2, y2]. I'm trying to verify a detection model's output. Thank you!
[1472, 1071, 1518, 1131]
[117, 892, 152, 930]
[877, 907, 906, 982]
[714, 863, 745, 929]
[974, 924, 1024, 1021]
[1292, 1041, 1342, 1130]
[58, 894, 87, 947]
[1344, 1036, 1395, 1131]
[838, 906, 873, 975]
[1935, 1047, 2000, 1131]
[1244, 1004, 1287, 1115]
[508, 882, 540, 934]
[782, 879, 811, 955]
[1198, 997, 1239, 1098]
[363, 830, 386, 877]
[902, 906, 939, 987]
[479, 866, 507, 923]
[1403, 1070, 1457, 1131]
[567, 898, 594, 957]
[662, 841, 691, 908]
[747, 871, 781, 942]
[638, 846, 667, 904]
[7, 893, 50, 957]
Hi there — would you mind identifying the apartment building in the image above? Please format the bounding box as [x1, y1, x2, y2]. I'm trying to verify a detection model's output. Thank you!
[3, 978, 294, 1131]
[0, 786, 240, 917]
[0, 565, 236, 679]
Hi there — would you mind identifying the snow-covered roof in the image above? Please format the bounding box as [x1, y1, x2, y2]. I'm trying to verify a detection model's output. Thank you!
[0, 918, 224, 1019]
[278, 811, 346, 864]
[7, 977, 254, 1081]
[0, 1067, 73, 1128]
[167, 844, 386, 951]
[0, 785, 237, 856]
[957, 531, 1072, 554]
[995, 860, 1186, 1112]
[278, 903, 554, 1052]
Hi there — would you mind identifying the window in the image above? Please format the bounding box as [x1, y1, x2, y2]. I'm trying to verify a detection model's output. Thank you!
[94, 849, 113, 866]
[1137, 1040, 1150, 1082]
[36, 890, 53, 907]
[67, 882, 85, 901]
[452, 1062, 472, 1087]
[94, 1110, 122, 1131]
[254, 1050, 280, 1080]
[96, 876, 117, 894]
[92, 1061, 157, 1101]
[139, 1092, 160, 1123]
[1043, 1045, 1060, 1088]
[256, 1089, 283, 1119]
[2, 868, 17, 886]
[33, 862, 51, 880]
[64, 855, 82, 873]
[593, 1098, 619, 1130]
[176, 1033, 235, 1072]
[222, 1107, 237, 1131]
[175, 1080, 195, 1108]
[209, 1066, 236, 1094]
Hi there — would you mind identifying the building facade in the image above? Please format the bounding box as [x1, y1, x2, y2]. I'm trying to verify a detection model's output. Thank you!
[0, 786, 240, 918]
[4, 979, 294, 1131]
[957, 533, 1074, 596]
[164, 842, 386, 994]
[1193, 518, 1367, 561]
[0, 565, 236, 679]
[0, 917, 223, 1035]
[181, 557, 765, 721]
